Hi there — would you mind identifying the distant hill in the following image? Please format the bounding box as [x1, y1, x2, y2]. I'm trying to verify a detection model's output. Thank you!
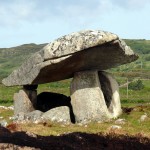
[0, 40, 149, 82]
[125, 39, 150, 54]
[0, 43, 47, 81]
[113, 39, 150, 79]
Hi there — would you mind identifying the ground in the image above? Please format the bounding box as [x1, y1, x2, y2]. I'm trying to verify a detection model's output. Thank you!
[0, 126, 150, 150]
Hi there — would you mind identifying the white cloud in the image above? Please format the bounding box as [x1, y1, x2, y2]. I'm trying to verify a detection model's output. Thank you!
[0, 0, 150, 47]
[111, 0, 150, 10]
[0, 0, 36, 26]
[1, 0, 149, 28]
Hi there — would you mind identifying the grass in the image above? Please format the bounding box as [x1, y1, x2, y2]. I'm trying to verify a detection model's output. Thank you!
[38, 79, 71, 96]
[0, 84, 21, 106]
[119, 80, 150, 107]
[0, 105, 150, 137]
[0, 78, 149, 107]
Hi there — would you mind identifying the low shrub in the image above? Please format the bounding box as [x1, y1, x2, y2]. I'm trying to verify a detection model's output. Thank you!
[128, 79, 144, 90]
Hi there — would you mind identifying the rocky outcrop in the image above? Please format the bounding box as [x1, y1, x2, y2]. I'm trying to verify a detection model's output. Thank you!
[2, 30, 138, 86]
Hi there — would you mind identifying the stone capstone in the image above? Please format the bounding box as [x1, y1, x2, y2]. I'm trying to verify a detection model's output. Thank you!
[2, 30, 138, 86]
[70, 70, 122, 123]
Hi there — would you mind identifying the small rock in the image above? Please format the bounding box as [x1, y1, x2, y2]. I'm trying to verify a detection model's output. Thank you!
[0, 105, 14, 110]
[84, 125, 88, 128]
[139, 113, 148, 122]
[26, 131, 37, 138]
[0, 120, 8, 127]
[77, 123, 83, 126]
[9, 116, 15, 120]
[115, 118, 126, 125]
[8, 105, 14, 110]
[97, 121, 103, 124]
[0, 106, 7, 109]
[0, 116, 4, 119]
[110, 125, 122, 130]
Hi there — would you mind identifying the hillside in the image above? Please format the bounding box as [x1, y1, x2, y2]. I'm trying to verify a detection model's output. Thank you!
[0, 43, 47, 81]
[0, 39, 150, 82]
[109, 39, 150, 79]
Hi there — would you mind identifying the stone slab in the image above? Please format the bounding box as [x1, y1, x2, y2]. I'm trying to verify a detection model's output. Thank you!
[2, 30, 138, 86]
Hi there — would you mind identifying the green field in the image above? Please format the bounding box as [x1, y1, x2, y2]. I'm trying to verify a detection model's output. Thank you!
[0, 78, 149, 107]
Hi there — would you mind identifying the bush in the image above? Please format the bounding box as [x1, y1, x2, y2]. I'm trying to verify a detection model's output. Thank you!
[144, 55, 150, 61]
[128, 79, 144, 90]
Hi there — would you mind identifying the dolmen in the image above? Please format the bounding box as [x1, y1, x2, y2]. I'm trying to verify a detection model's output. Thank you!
[2, 30, 138, 124]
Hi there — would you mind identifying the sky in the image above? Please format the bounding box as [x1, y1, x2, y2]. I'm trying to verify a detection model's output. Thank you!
[0, 0, 150, 48]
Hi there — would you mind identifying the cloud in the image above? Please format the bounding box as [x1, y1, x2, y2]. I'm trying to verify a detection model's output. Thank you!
[111, 0, 150, 10]
[0, 0, 36, 27]
[0, 0, 112, 28]
[0, 0, 149, 28]
[0, 0, 150, 48]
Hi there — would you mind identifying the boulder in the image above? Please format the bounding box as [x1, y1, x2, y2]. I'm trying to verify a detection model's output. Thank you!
[99, 71, 122, 118]
[42, 106, 71, 124]
[25, 110, 43, 121]
[2, 30, 138, 86]
[70, 71, 122, 123]
[14, 88, 37, 115]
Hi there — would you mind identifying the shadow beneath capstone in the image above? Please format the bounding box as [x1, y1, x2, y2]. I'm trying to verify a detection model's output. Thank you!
[37, 92, 75, 123]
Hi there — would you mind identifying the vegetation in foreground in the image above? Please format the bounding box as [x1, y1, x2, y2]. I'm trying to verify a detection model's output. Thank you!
[0, 104, 150, 138]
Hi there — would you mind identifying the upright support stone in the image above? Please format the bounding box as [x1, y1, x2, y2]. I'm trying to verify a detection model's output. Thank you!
[70, 70, 122, 123]
[71, 70, 111, 123]
[99, 72, 122, 118]
[14, 85, 38, 115]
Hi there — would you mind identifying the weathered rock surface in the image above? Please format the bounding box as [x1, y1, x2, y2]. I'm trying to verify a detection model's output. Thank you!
[2, 30, 138, 86]
[99, 71, 122, 118]
[26, 110, 43, 121]
[42, 106, 71, 124]
[14, 89, 37, 115]
[70, 71, 122, 123]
